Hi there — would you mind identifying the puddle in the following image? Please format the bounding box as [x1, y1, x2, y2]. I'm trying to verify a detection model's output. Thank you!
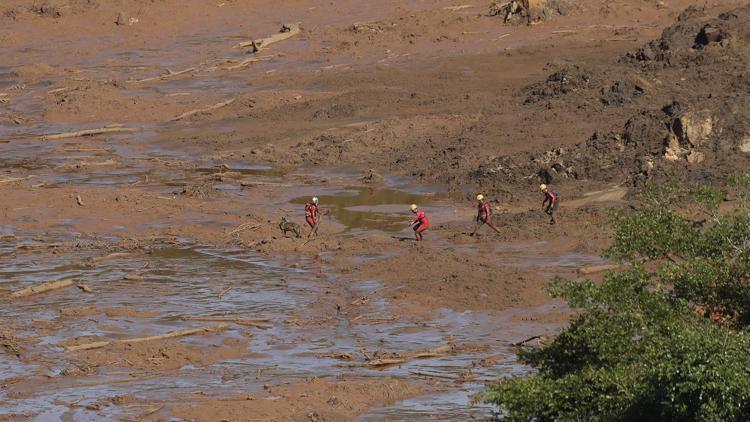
[290, 187, 437, 232]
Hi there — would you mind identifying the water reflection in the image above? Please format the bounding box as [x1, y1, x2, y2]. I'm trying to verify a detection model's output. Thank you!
[290, 187, 433, 231]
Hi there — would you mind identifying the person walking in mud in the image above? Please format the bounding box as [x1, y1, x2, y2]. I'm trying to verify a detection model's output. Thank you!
[408, 204, 430, 241]
[540, 184, 560, 225]
[305, 197, 326, 238]
[471, 194, 501, 236]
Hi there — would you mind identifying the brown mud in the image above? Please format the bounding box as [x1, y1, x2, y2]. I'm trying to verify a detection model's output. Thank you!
[1, 0, 748, 419]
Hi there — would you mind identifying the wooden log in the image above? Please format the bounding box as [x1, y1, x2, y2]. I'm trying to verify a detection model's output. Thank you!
[170, 98, 235, 122]
[131, 67, 195, 84]
[236, 23, 301, 49]
[65, 324, 228, 352]
[366, 344, 455, 367]
[182, 316, 271, 327]
[77, 284, 94, 293]
[41, 127, 141, 141]
[217, 286, 232, 299]
[225, 55, 276, 71]
[10, 278, 76, 299]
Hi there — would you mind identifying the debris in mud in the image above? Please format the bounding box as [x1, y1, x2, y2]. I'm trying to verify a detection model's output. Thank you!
[523, 64, 594, 105]
[64, 323, 228, 352]
[476, 5, 750, 195]
[170, 98, 235, 122]
[360, 169, 384, 184]
[114, 11, 138, 26]
[0, 329, 24, 357]
[10, 278, 76, 299]
[182, 315, 271, 328]
[363, 344, 457, 367]
[129, 67, 195, 84]
[40, 126, 141, 141]
[489, 0, 575, 24]
[236, 22, 301, 50]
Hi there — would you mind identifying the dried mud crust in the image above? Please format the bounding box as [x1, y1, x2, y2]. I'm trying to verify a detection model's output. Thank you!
[474, 5, 750, 198]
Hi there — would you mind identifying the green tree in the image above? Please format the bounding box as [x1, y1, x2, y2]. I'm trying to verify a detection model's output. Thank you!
[485, 175, 750, 421]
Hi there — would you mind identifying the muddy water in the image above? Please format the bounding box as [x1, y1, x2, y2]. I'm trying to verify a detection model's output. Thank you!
[0, 235, 578, 420]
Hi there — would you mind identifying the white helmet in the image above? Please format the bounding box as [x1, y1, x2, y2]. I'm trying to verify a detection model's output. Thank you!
[312, 197, 319, 205]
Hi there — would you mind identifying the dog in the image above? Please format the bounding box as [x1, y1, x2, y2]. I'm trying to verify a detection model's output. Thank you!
[278, 217, 302, 238]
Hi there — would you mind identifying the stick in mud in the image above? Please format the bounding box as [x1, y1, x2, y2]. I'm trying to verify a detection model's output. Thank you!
[182, 315, 271, 328]
[131, 67, 196, 84]
[225, 55, 276, 71]
[365, 344, 455, 367]
[40, 127, 141, 141]
[170, 98, 235, 122]
[64, 324, 228, 352]
[228, 223, 261, 236]
[236, 23, 301, 49]
[10, 278, 76, 299]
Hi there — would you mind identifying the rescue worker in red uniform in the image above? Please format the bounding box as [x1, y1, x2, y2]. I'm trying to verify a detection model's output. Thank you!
[305, 197, 325, 238]
[540, 184, 560, 225]
[408, 204, 430, 241]
[471, 194, 501, 236]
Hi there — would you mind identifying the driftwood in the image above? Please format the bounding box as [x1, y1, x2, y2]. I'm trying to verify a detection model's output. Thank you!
[76, 195, 85, 207]
[512, 335, 549, 347]
[182, 315, 271, 328]
[170, 98, 235, 121]
[236, 23, 301, 50]
[225, 55, 276, 71]
[15, 242, 63, 250]
[41, 127, 141, 141]
[91, 252, 139, 262]
[351, 315, 396, 324]
[77, 284, 94, 293]
[65, 324, 228, 352]
[10, 278, 76, 299]
[131, 67, 195, 84]
[218, 286, 232, 299]
[366, 344, 455, 367]
[228, 223, 261, 236]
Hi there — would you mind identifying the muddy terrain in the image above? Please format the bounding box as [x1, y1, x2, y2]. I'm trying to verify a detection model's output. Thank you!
[1, 0, 748, 420]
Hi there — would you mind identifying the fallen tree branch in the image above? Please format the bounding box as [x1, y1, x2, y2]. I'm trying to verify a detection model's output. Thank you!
[366, 344, 455, 367]
[512, 335, 544, 347]
[225, 55, 276, 71]
[77, 284, 94, 293]
[170, 98, 235, 122]
[182, 316, 271, 328]
[218, 286, 232, 299]
[236, 23, 301, 50]
[228, 223, 261, 236]
[64, 324, 228, 352]
[131, 67, 195, 84]
[10, 278, 76, 299]
[41, 127, 141, 141]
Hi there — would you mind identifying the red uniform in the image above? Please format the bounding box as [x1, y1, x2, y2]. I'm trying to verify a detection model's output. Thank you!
[478, 201, 492, 223]
[412, 210, 430, 233]
[305, 203, 319, 227]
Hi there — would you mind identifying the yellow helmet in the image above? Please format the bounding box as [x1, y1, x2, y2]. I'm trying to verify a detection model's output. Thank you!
[539, 184, 547, 191]
[476, 194, 484, 202]
[409, 204, 418, 211]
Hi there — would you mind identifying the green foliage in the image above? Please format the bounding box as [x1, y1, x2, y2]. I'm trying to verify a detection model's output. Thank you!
[485, 176, 750, 421]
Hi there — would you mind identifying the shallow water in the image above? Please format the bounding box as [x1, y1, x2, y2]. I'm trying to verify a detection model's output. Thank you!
[0, 238, 575, 420]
